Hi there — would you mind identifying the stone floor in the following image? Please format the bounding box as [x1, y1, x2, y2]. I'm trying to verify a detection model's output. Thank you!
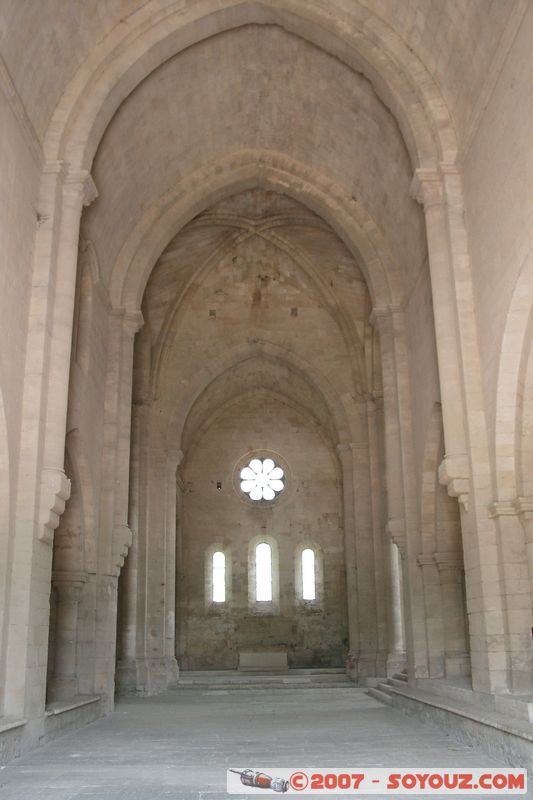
[0, 687, 528, 799]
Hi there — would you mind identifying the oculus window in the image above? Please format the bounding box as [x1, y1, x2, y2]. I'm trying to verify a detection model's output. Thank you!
[255, 542, 273, 601]
[240, 457, 284, 502]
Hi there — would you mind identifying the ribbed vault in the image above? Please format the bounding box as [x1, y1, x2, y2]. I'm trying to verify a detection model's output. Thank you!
[136, 189, 372, 452]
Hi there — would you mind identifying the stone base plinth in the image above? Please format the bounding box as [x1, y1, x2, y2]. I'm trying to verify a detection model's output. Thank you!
[238, 651, 288, 672]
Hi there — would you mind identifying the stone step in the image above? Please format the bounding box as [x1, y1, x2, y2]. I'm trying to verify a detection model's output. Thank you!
[176, 669, 354, 691]
[387, 676, 408, 688]
[367, 687, 393, 705]
[176, 682, 355, 691]
[180, 668, 346, 677]
[417, 677, 533, 723]
[177, 677, 353, 685]
[367, 670, 409, 701]
[392, 671, 408, 682]
[177, 678, 353, 685]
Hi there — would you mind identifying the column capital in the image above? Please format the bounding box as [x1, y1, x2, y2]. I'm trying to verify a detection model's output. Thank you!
[516, 497, 533, 544]
[167, 448, 184, 471]
[369, 304, 403, 331]
[438, 454, 470, 511]
[335, 443, 353, 474]
[64, 169, 99, 207]
[433, 551, 463, 570]
[112, 524, 133, 576]
[370, 308, 391, 335]
[42, 159, 69, 179]
[124, 309, 144, 336]
[488, 500, 519, 518]
[488, 497, 533, 516]
[386, 518, 406, 557]
[336, 441, 366, 452]
[336, 441, 352, 457]
[38, 467, 71, 544]
[336, 442, 367, 469]
[516, 496, 533, 518]
[110, 306, 144, 337]
[410, 168, 444, 209]
[52, 570, 87, 601]
[488, 497, 533, 535]
[439, 162, 461, 178]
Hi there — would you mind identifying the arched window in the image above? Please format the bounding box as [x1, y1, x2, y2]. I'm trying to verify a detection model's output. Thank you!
[255, 542, 272, 602]
[301, 548, 316, 600]
[212, 551, 226, 603]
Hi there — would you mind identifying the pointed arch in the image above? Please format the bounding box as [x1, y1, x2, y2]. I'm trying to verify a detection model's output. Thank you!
[43, 0, 453, 174]
[110, 149, 398, 313]
[164, 345, 355, 451]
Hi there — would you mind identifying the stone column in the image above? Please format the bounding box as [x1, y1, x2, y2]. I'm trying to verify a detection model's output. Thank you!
[367, 394, 389, 676]
[417, 553, 445, 678]
[115, 401, 143, 694]
[387, 540, 406, 676]
[113, 312, 144, 534]
[145, 444, 168, 692]
[487, 498, 533, 694]
[410, 171, 469, 504]
[373, 308, 429, 680]
[348, 433, 380, 681]
[412, 165, 509, 694]
[434, 552, 471, 677]
[175, 474, 187, 666]
[41, 171, 99, 477]
[374, 305, 406, 679]
[520, 500, 533, 694]
[164, 448, 181, 687]
[47, 571, 87, 702]
[4, 165, 97, 722]
[99, 308, 142, 574]
[518, 498, 533, 598]
[95, 308, 141, 705]
[372, 312, 404, 539]
[124, 424, 181, 695]
[336, 443, 360, 680]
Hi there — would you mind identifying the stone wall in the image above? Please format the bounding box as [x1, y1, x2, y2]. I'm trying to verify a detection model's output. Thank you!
[178, 393, 347, 669]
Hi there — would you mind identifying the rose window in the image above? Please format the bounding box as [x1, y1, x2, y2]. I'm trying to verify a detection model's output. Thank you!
[240, 458, 285, 502]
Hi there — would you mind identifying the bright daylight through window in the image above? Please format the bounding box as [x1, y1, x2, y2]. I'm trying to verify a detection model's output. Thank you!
[240, 457, 284, 501]
[255, 542, 272, 602]
[302, 548, 316, 600]
[212, 551, 225, 603]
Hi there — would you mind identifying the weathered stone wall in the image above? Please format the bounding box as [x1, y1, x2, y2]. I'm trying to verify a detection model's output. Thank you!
[178, 393, 348, 669]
